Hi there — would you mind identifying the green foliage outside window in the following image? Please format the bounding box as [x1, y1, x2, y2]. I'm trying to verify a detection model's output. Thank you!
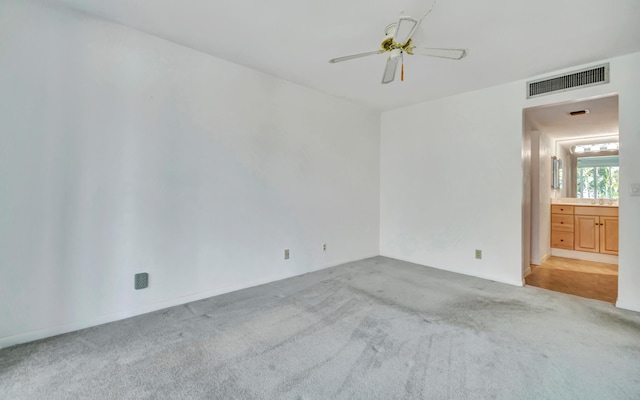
[577, 164, 619, 199]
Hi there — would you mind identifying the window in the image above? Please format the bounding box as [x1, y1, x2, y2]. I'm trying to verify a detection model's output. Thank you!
[576, 155, 619, 199]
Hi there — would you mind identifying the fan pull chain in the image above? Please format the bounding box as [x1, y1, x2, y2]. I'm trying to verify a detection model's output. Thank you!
[401, 52, 405, 81]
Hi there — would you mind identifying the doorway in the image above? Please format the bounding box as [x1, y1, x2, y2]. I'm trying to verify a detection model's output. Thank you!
[522, 94, 619, 304]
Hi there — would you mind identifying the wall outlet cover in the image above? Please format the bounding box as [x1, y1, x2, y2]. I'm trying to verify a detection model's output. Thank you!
[284, 249, 290, 260]
[135, 273, 149, 290]
[475, 250, 482, 260]
[630, 183, 640, 196]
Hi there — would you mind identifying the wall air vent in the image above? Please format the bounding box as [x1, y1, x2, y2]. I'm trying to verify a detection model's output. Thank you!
[527, 63, 609, 99]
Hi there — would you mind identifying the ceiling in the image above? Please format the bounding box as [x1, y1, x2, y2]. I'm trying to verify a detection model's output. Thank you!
[48, 0, 640, 110]
[526, 95, 619, 143]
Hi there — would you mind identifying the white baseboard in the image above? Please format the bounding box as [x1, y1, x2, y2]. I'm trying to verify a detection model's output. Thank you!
[616, 301, 640, 313]
[551, 248, 618, 264]
[0, 253, 379, 350]
[530, 252, 550, 266]
[380, 254, 524, 287]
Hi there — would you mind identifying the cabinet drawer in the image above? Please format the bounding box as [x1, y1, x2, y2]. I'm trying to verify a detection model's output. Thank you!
[574, 206, 618, 217]
[551, 214, 574, 232]
[551, 231, 574, 250]
[551, 205, 574, 215]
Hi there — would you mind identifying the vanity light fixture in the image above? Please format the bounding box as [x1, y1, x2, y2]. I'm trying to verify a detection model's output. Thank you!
[571, 142, 619, 154]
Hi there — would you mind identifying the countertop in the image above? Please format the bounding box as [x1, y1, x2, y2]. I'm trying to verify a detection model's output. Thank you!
[551, 200, 618, 207]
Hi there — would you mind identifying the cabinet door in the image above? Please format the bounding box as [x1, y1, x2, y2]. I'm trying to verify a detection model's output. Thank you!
[599, 216, 619, 255]
[574, 215, 599, 253]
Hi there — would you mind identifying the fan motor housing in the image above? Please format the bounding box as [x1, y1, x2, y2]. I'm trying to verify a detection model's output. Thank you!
[381, 22, 415, 54]
[381, 37, 414, 54]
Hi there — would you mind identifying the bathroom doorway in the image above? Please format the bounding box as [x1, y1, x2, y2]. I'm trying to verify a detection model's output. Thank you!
[522, 94, 619, 303]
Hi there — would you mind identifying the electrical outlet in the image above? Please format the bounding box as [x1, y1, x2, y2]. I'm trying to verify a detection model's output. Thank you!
[284, 249, 290, 260]
[323, 244, 327, 252]
[135, 273, 149, 290]
[630, 183, 640, 196]
[475, 250, 482, 260]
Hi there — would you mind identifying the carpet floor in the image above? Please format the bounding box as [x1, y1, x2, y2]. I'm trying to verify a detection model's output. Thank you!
[1, 256, 640, 399]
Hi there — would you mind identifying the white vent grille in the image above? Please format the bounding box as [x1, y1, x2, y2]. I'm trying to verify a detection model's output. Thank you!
[527, 63, 609, 99]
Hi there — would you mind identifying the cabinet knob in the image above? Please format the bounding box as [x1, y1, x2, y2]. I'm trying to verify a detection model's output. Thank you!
[560, 239, 564, 242]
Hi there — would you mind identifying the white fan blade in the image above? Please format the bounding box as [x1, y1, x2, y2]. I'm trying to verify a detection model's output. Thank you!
[413, 47, 468, 60]
[394, 16, 419, 44]
[329, 50, 381, 64]
[381, 52, 401, 84]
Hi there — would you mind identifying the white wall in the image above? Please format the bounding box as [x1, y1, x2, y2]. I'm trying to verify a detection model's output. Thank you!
[529, 129, 541, 265]
[614, 53, 640, 312]
[536, 131, 554, 263]
[521, 122, 532, 277]
[0, 1, 380, 347]
[380, 83, 525, 286]
[381, 52, 640, 310]
[528, 127, 553, 265]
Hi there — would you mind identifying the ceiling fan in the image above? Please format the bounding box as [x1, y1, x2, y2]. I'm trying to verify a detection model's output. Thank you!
[328, 12, 467, 84]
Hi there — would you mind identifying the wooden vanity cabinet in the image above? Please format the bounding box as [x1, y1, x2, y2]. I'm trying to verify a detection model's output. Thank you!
[573, 206, 618, 255]
[550, 205, 618, 256]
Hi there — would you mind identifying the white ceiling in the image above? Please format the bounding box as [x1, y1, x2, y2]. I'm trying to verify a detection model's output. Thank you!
[525, 95, 619, 142]
[49, 0, 640, 110]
